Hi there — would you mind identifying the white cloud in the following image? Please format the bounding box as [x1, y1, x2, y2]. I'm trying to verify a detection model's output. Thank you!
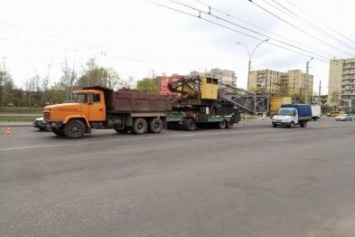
[1, 0, 355, 95]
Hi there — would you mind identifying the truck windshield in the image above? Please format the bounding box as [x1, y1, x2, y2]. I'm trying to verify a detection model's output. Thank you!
[69, 93, 87, 103]
[277, 108, 293, 116]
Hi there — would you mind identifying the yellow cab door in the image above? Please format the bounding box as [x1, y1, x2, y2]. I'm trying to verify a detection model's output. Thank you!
[88, 93, 105, 121]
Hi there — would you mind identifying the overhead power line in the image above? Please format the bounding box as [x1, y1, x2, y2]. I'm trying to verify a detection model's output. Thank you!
[247, 0, 355, 57]
[266, 0, 355, 52]
[155, 0, 331, 61]
[194, 0, 334, 58]
[282, 0, 355, 46]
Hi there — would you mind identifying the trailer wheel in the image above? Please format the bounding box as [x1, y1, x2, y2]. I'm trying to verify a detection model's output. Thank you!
[184, 119, 196, 131]
[114, 127, 130, 134]
[131, 118, 147, 135]
[148, 118, 163, 133]
[51, 127, 65, 137]
[218, 120, 226, 129]
[226, 120, 234, 129]
[63, 119, 85, 139]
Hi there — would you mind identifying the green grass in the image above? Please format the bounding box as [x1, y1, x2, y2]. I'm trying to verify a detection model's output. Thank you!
[0, 107, 42, 122]
[0, 115, 40, 122]
[0, 107, 43, 114]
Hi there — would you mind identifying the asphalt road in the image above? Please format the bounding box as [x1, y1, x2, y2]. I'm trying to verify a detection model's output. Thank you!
[1, 117, 355, 237]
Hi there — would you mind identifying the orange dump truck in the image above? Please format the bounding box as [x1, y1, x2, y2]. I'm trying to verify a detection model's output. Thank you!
[43, 86, 171, 139]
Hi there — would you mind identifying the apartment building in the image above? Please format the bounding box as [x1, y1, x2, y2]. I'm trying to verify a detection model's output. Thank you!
[328, 58, 355, 108]
[248, 69, 314, 100]
[196, 68, 237, 87]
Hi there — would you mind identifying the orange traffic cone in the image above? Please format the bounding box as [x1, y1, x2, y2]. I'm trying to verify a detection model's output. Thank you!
[6, 127, 11, 137]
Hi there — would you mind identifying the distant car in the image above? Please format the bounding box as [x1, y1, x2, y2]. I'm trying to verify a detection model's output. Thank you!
[327, 111, 345, 117]
[33, 117, 49, 131]
[335, 114, 353, 121]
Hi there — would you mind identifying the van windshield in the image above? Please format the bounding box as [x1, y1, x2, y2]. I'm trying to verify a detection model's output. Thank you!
[69, 93, 87, 103]
[277, 108, 293, 116]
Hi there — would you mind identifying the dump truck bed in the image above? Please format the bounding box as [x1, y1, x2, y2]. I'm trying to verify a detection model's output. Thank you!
[105, 90, 171, 113]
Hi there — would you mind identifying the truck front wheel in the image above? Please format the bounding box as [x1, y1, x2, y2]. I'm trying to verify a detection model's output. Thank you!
[51, 127, 65, 137]
[131, 118, 147, 135]
[148, 118, 163, 133]
[63, 120, 85, 139]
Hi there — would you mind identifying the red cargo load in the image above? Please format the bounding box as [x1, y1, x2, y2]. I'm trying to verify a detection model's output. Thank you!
[159, 75, 184, 95]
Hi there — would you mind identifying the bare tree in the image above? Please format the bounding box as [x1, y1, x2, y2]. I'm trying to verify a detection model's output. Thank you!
[41, 64, 51, 105]
[61, 57, 77, 94]
[0, 62, 13, 107]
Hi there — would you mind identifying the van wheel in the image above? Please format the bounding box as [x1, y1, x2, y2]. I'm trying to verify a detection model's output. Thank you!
[63, 120, 85, 139]
[131, 118, 147, 135]
[148, 118, 163, 133]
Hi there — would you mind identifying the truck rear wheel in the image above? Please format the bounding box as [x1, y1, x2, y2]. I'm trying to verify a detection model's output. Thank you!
[131, 118, 147, 135]
[184, 119, 196, 131]
[63, 119, 85, 139]
[226, 120, 234, 129]
[300, 121, 307, 127]
[114, 127, 130, 134]
[218, 120, 226, 129]
[148, 118, 163, 133]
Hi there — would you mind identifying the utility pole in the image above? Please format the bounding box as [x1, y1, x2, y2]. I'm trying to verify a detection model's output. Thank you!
[318, 80, 321, 105]
[305, 57, 313, 104]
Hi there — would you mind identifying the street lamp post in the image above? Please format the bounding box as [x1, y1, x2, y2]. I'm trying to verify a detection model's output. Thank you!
[334, 78, 340, 111]
[237, 39, 269, 88]
[305, 57, 313, 104]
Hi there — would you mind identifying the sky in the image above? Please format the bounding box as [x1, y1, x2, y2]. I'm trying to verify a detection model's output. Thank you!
[1, 0, 355, 95]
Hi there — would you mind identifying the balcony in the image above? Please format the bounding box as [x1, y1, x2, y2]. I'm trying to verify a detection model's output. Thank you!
[341, 90, 355, 96]
[342, 76, 355, 81]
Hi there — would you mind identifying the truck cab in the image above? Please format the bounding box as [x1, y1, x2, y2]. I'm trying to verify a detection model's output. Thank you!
[272, 107, 298, 128]
[43, 89, 106, 138]
[68, 89, 106, 122]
